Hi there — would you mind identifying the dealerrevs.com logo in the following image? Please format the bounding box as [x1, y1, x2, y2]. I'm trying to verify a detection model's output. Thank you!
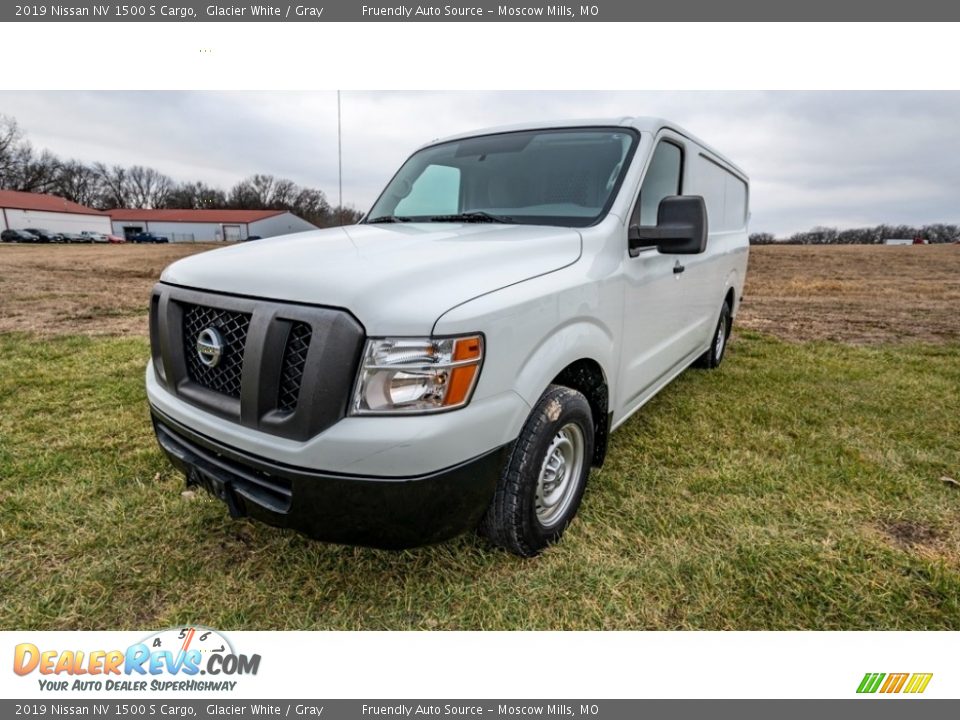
[13, 627, 261, 692]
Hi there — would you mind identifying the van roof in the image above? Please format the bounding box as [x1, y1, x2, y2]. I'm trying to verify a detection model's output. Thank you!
[423, 116, 747, 180]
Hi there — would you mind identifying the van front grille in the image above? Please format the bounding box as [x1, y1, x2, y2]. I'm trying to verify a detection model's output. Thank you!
[278, 322, 312, 412]
[150, 284, 365, 441]
[182, 304, 251, 398]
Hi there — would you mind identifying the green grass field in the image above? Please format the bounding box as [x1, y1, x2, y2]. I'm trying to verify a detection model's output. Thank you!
[1, 331, 959, 630]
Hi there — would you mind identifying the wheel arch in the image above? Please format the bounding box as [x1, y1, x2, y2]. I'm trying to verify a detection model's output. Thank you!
[722, 269, 740, 317]
[511, 321, 616, 469]
[551, 358, 611, 468]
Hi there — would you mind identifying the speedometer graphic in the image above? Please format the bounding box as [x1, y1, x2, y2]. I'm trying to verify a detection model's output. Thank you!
[139, 627, 235, 664]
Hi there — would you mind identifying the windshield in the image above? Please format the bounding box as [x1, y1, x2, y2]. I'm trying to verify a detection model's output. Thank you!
[366, 128, 638, 228]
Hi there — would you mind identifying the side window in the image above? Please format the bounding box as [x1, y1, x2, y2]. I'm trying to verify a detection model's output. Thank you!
[725, 174, 748, 229]
[633, 141, 682, 227]
[394, 164, 460, 217]
[698, 154, 748, 231]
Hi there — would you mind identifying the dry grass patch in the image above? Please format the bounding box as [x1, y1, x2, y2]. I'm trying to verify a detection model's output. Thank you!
[0, 243, 216, 336]
[740, 244, 960, 344]
[2, 243, 959, 344]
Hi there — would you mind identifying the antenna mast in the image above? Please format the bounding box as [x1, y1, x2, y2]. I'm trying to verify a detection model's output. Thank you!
[337, 90, 343, 226]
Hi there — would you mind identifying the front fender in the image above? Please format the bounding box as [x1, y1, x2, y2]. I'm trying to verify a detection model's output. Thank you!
[511, 318, 616, 410]
[434, 267, 620, 443]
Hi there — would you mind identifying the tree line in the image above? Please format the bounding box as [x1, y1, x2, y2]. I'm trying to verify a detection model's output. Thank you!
[0, 115, 363, 227]
[750, 224, 959, 245]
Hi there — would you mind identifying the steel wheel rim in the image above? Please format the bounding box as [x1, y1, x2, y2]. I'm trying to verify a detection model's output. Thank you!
[715, 316, 726, 359]
[535, 422, 586, 528]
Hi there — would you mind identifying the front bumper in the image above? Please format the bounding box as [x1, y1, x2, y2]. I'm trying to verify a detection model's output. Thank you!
[151, 408, 508, 549]
[147, 360, 530, 477]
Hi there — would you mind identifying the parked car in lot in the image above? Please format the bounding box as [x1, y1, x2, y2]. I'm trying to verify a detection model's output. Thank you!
[130, 232, 169, 244]
[106, 234, 127, 244]
[147, 117, 750, 556]
[1, 229, 39, 243]
[23, 228, 58, 243]
[59, 232, 89, 243]
[81, 231, 108, 243]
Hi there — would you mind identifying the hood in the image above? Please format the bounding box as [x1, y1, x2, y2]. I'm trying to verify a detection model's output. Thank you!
[160, 222, 581, 335]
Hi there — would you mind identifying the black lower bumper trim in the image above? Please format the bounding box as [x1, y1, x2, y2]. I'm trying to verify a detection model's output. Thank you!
[151, 409, 508, 549]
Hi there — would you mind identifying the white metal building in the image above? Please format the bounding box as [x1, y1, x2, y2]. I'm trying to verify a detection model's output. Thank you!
[0, 190, 112, 235]
[108, 209, 316, 242]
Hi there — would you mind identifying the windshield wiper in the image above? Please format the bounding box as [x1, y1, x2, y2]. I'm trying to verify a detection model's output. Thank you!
[367, 215, 413, 224]
[426, 211, 514, 224]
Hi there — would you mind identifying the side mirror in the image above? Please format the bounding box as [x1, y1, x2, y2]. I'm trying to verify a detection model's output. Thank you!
[629, 195, 708, 256]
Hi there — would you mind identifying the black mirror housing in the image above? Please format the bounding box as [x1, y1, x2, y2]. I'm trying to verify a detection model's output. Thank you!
[629, 195, 708, 256]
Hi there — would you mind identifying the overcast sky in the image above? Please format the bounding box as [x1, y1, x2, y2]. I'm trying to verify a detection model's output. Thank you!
[1, 91, 958, 234]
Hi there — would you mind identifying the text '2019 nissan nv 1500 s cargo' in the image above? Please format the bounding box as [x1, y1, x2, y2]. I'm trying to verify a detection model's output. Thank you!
[147, 117, 750, 556]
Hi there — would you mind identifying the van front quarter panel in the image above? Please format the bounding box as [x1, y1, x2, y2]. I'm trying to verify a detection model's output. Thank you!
[147, 117, 750, 555]
[433, 248, 622, 458]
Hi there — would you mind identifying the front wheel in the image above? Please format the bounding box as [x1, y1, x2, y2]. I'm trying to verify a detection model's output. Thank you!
[479, 385, 594, 557]
[694, 299, 732, 369]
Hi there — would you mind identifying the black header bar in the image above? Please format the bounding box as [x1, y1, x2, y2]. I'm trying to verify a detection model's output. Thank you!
[5, 0, 959, 21]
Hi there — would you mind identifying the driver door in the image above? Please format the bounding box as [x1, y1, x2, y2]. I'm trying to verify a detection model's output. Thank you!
[616, 136, 699, 416]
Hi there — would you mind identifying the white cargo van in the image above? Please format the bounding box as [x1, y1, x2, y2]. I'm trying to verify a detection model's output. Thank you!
[147, 118, 749, 556]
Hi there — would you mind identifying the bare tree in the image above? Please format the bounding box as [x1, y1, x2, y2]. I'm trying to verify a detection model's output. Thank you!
[754, 223, 960, 245]
[291, 187, 331, 223]
[227, 178, 259, 208]
[0, 116, 60, 193]
[229, 174, 307, 209]
[0, 115, 25, 188]
[9, 147, 61, 193]
[328, 205, 364, 227]
[271, 178, 299, 208]
[126, 165, 173, 208]
[249, 174, 278, 206]
[164, 181, 227, 209]
[194, 183, 228, 209]
[54, 160, 102, 206]
[93, 163, 129, 209]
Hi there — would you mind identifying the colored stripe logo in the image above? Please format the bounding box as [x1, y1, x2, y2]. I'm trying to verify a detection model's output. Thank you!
[857, 673, 933, 694]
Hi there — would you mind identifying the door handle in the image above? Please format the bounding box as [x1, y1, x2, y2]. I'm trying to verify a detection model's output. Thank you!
[673, 261, 685, 274]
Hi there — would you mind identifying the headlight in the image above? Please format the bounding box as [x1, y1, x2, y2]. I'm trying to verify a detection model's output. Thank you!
[351, 334, 484, 414]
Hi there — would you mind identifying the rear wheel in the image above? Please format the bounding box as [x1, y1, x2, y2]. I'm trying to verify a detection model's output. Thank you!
[480, 385, 594, 557]
[694, 299, 732, 369]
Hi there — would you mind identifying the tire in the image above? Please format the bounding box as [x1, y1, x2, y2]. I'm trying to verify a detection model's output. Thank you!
[694, 299, 732, 369]
[480, 384, 594, 557]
